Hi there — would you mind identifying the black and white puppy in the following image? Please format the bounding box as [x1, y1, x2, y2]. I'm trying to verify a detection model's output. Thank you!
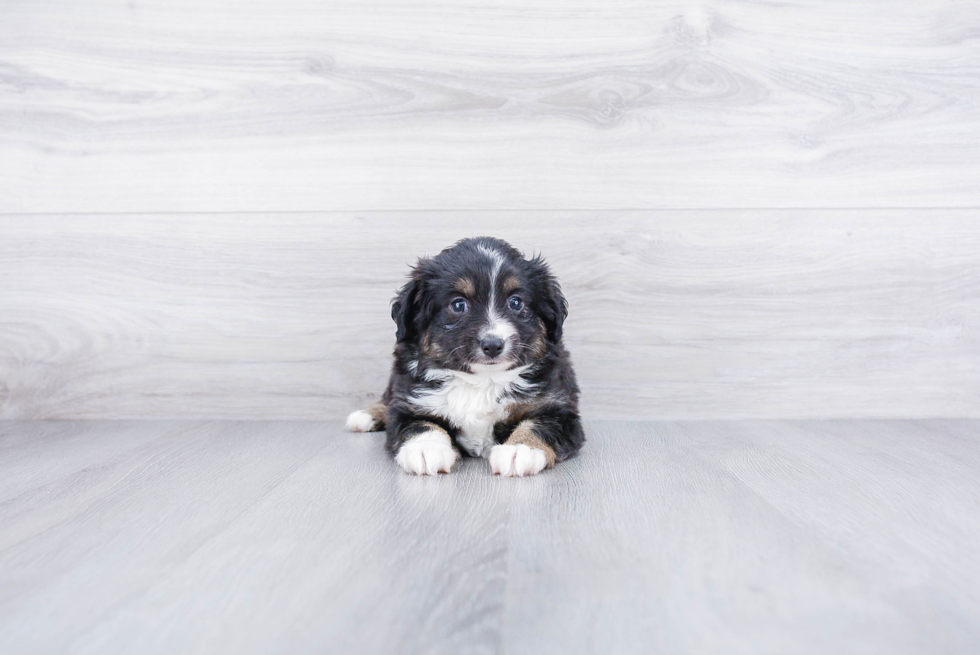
[346, 237, 584, 477]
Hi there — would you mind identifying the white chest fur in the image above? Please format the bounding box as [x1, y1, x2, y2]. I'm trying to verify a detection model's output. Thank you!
[409, 364, 532, 458]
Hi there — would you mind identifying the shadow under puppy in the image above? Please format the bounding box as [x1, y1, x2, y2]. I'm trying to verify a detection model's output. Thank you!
[347, 237, 584, 477]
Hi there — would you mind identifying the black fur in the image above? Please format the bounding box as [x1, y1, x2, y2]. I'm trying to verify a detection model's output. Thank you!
[375, 237, 584, 465]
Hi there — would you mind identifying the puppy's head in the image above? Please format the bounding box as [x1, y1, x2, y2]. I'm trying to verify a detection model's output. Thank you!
[392, 237, 567, 372]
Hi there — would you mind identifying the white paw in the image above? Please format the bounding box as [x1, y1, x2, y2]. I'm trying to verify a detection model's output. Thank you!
[489, 444, 548, 477]
[346, 410, 379, 433]
[395, 431, 459, 475]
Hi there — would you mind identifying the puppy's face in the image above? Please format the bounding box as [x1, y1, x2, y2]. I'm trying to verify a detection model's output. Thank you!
[392, 238, 567, 372]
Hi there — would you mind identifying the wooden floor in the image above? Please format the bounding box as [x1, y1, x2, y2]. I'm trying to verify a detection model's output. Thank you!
[2, 420, 978, 654]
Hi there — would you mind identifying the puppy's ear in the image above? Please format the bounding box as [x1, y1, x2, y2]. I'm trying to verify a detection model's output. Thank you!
[530, 255, 568, 343]
[391, 259, 433, 344]
[391, 279, 418, 344]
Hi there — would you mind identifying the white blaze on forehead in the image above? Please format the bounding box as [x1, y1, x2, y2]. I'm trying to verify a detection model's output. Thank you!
[475, 244, 516, 342]
[476, 244, 505, 275]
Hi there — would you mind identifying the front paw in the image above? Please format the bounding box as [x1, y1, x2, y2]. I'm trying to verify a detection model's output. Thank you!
[345, 410, 380, 433]
[489, 444, 548, 477]
[395, 431, 459, 475]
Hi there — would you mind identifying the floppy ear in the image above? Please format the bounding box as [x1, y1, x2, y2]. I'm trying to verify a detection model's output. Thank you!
[391, 260, 433, 344]
[531, 256, 568, 343]
[543, 279, 568, 343]
[391, 279, 417, 344]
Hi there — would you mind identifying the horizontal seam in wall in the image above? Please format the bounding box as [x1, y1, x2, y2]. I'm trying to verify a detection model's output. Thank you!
[1, 206, 979, 217]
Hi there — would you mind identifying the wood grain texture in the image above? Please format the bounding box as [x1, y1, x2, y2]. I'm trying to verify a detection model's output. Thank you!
[1, 419, 979, 653]
[505, 421, 980, 653]
[2, 1, 979, 212]
[1, 211, 978, 420]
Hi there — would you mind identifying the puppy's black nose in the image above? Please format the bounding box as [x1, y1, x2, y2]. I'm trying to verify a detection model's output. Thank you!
[480, 336, 504, 359]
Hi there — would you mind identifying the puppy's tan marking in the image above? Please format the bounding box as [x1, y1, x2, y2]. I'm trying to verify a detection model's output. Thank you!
[367, 402, 387, 426]
[505, 392, 569, 426]
[503, 276, 522, 294]
[505, 420, 556, 468]
[454, 277, 476, 297]
[421, 332, 444, 358]
[417, 420, 444, 433]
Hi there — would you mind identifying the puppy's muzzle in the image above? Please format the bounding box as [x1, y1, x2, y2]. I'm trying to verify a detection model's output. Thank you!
[480, 336, 505, 359]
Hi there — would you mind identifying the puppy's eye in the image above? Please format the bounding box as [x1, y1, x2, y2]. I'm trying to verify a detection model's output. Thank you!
[508, 296, 524, 312]
[450, 298, 468, 314]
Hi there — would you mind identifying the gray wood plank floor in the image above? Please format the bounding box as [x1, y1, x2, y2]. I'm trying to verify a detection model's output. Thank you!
[2, 420, 978, 654]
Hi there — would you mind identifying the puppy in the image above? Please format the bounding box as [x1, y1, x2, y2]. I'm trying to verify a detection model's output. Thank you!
[346, 237, 584, 477]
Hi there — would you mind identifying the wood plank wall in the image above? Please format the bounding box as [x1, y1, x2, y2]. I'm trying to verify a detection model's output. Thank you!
[1, 1, 978, 419]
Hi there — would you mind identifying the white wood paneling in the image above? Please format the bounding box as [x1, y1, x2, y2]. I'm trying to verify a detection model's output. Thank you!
[1, 0, 979, 212]
[1, 211, 977, 420]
